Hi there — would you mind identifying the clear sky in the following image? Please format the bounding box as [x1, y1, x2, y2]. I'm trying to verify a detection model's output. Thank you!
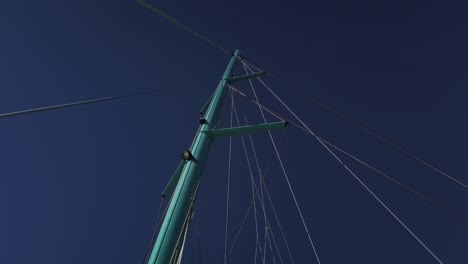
[0, 0, 467, 263]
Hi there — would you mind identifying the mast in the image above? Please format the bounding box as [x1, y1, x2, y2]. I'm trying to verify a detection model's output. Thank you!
[147, 49, 286, 263]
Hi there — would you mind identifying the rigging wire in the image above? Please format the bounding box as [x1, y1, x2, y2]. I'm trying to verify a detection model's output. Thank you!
[240, 59, 467, 190]
[172, 180, 201, 263]
[250, 71, 444, 264]
[242, 88, 295, 263]
[191, 225, 203, 264]
[233, 65, 468, 225]
[226, 128, 288, 264]
[245, 114, 293, 264]
[136, 0, 232, 56]
[245, 114, 268, 264]
[139, 198, 163, 264]
[232, 84, 468, 224]
[237, 109, 261, 264]
[224, 93, 235, 264]
[0, 88, 179, 120]
[140, 191, 175, 264]
[232, 100, 284, 264]
[246, 65, 322, 264]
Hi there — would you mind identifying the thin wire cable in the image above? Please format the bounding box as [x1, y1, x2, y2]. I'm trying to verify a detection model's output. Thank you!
[256, 239, 266, 264]
[227, 84, 285, 122]
[230, 84, 468, 225]
[232, 102, 285, 264]
[240, 71, 292, 263]
[263, 182, 296, 262]
[190, 225, 203, 264]
[136, 0, 232, 56]
[231, 69, 468, 226]
[241, 72, 288, 264]
[175, 212, 191, 264]
[337, 150, 468, 225]
[251, 71, 444, 264]
[0, 88, 179, 120]
[244, 62, 322, 264]
[240, 115, 261, 264]
[266, 222, 279, 264]
[140, 191, 175, 264]
[229, 94, 265, 264]
[245, 114, 266, 264]
[171, 181, 200, 263]
[139, 198, 164, 264]
[241, 59, 467, 190]
[226, 128, 288, 264]
[244, 116, 295, 263]
[224, 93, 234, 264]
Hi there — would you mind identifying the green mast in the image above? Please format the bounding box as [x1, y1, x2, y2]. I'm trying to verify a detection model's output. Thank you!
[147, 50, 286, 263]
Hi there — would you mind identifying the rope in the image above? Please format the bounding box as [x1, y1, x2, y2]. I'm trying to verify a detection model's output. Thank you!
[241, 59, 467, 190]
[251, 71, 444, 264]
[136, 0, 232, 56]
[244, 63, 322, 264]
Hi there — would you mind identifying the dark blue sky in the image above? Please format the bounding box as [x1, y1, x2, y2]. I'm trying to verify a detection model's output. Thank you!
[1, 0, 467, 263]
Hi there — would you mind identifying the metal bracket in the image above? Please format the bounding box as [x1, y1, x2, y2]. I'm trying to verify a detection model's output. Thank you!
[227, 71, 266, 84]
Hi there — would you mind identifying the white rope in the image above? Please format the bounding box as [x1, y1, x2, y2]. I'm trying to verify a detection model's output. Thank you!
[224, 92, 234, 264]
[243, 62, 322, 264]
[245, 64, 444, 264]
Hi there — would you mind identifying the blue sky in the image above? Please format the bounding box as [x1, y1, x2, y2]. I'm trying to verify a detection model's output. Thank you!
[0, 0, 467, 263]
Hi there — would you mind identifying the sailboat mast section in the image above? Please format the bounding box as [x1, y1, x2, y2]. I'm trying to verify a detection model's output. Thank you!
[147, 50, 241, 264]
[162, 161, 185, 198]
[203, 51, 241, 126]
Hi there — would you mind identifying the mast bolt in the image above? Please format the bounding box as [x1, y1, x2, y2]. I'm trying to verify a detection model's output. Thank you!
[181, 150, 193, 161]
[199, 117, 207, 125]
